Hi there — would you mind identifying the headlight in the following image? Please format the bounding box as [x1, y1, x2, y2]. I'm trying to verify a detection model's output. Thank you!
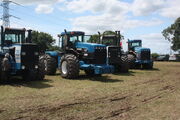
[22, 66, 25, 69]
[35, 65, 38, 69]
[35, 52, 39, 56]
[84, 53, 88, 56]
[22, 52, 26, 56]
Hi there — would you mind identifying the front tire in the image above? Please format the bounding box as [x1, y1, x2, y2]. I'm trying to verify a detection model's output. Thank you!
[0, 58, 10, 83]
[42, 54, 57, 75]
[128, 54, 136, 69]
[119, 55, 129, 73]
[60, 54, 79, 79]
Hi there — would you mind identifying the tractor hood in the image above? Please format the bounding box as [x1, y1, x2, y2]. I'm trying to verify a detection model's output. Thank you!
[135, 47, 151, 53]
[75, 42, 106, 53]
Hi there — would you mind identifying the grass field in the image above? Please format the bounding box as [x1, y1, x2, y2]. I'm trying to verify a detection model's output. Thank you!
[0, 62, 180, 120]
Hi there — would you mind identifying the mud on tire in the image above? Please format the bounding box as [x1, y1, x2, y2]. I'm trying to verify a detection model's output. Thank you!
[42, 54, 57, 75]
[128, 54, 136, 69]
[119, 55, 129, 73]
[60, 54, 79, 79]
[0, 57, 10, 83]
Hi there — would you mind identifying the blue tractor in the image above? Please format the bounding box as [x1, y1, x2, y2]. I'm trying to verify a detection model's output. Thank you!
[127, 40, 153, 69]
[43, 30, 114, 79]
[0, 26, 45, 83]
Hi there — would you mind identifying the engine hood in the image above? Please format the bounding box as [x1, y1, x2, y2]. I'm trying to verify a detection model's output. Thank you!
[75, 42, 106, 53]
[135, 47, 150, 53]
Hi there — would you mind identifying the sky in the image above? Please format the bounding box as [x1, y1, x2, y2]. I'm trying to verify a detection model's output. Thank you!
[0, 0, 180, 54]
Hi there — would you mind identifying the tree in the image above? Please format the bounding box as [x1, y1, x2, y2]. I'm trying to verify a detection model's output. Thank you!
[88, 34, 99, 43]
[31, 31, 55, 52]
[162, 17, 180, 51]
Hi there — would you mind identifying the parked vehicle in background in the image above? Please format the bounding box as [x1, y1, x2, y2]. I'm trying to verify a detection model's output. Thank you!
[156, 55, 169, 61]
[127, 40, 153, 69]
[169, 54, 180, 61]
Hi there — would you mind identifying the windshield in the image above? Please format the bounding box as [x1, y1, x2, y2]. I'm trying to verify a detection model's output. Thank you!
[102, 37, 117, 46]
[69, 35, 83, 43]
[5, 33, 24, 44]
[131, 42, 141, 47]
[84, 35, 92, 43]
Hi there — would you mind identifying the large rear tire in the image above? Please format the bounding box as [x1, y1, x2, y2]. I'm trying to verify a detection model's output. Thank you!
[0, 57, 10, 83]
[37, 56, 45, 80]
[60, 54, 79, 79]
[43, 54, 57, 75]
[128, 54, 136, 69]
[119, 55, 129, 73]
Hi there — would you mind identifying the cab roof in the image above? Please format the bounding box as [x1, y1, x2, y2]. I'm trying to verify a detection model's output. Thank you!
[128, 39, 142, 43]
[61, 31, 85, 36]
[4, 27, 28, 34]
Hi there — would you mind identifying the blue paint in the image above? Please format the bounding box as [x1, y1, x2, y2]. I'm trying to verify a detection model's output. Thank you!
[79, 61, 114, 74]
[46, 51, 59, 57]
[75, 42, 106, 53]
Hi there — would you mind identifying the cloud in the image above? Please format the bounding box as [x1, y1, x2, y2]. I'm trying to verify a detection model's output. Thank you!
[131, 0, 165, 16]
[71, 13, 163, 34]
[137, 33, 171, 54]
[160, 0, 180, 19]
[62, 0, 130, 15]
[35, 4, 54, 14]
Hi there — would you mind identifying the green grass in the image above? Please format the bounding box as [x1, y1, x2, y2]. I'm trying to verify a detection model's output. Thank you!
[0, 62, 180, 120]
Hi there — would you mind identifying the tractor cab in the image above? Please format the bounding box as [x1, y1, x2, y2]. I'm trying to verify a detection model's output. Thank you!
[127, 40, 142, 52]
[60, 31, 85, 50]
[100, 31, 122, 47]
[1, 27, 32, 47]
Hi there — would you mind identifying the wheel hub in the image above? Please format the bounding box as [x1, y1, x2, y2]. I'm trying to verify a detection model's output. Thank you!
[61, 61, 68, 74]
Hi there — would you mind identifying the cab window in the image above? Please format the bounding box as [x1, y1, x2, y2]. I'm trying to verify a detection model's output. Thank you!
[5, 33, 23, 43]
[131, 42, 141, 47]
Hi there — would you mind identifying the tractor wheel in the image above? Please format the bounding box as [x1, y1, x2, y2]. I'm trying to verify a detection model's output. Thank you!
[0, 58, 10, 83]
[43, 54, 57, 75]
[119, 55, 129, 73]
[60, 54, 79, 79]
[0, 58, 2, 82]
[128, 54, 136, 69]
[37, 56, 45, 81]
